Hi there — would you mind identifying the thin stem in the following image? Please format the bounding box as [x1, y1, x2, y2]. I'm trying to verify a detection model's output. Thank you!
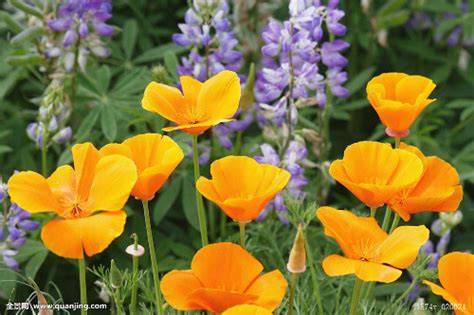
[389, 214, 401, 233]
[192, 135, 209, 246]
[78, 258, 87, 315]
[70, 38, 81, 109]
[303, 234, 324, 315]
[287, 273, 298, 315]
[238, 222, 246, 249]
[395, 279, 418, 305]
[41, 143, 48, 177]
[349, 278, 363, 315]
[115, 287, 122, 314]
[220, 211, 227, 239]
[129, 234, 139, 315]
[142, 200, 163, 315]
[370, 207, 377, 218]
[395, 137, 401, 148]
[381, 205, 392, 231]
[208, 201, 216, 242]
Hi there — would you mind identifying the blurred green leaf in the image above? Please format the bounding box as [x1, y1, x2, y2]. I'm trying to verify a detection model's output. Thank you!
[134, 43, 186, 64]
[153, 177, 182, 225]
[181, 177, 200, 231]
[377, 0, 406, 17]
[122, 19, 138, 60]
[164, 51, 179, 81]
[346, 66, 375, 96]
[101, 105, 117, 142]
[75, 107, 101, 142]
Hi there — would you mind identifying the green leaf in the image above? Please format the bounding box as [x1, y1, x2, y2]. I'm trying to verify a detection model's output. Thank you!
[24, 250, 48, 279]
[377, 0, 406, 17]
[10, 26, 44, 46]
[96, 65, 112, 93]
[74, 107, 101, 142]
[134, 43, 186, 64]
[101, 105, 117, 142]
[346, 67, 375, 96]
[435, 17, 463, 37]
[9, 0, 42, 18]
[0, 144, 13, 154]
[164, 51, 179, 81]
[122, 19, 138, 59]
[0, 266, 17, 298]
[153, 177, 182, 225]
[376, 10, 410, 29]
[181, 177, 200, 231]
[430, 63, 452, 83]
[5, 54, 44, 66]
[422, 0, 462, 13]
[0, 11, 24, 33]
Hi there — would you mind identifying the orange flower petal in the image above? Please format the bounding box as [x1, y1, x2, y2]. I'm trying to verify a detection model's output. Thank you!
[72, 143, 100, 202]
[120, 134, 184, 200]
[316, 207, 387, 259]
[160, 270, 204, 310]
[180, 76, 203, 105]
[41, 211, 126, 258]
[198, 70, 241, 122]
[141, 81, 186, 124]
[322, 254, 402, 283]
[223, 305, 273, 315]
[84, 155, 137, 212]
[162, 119, 233, 134]
[366, 73, 436, 132]
[46, 165, 76, 216]
[423, 280, 464, 313]
[245, 270, 288, 311]
[197, 156, 290, 222]
[437, 252, 474, 312]
[376, 225, 429, 269]
[187, 288, 257, 314]
[329, 141, 423, 207]
[99, 143, 132, 158]
[191, 242, 263, 292]
[8, 171, 61, 214]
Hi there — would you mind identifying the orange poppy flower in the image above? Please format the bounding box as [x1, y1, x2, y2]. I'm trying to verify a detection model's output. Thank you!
[388, 143, 463, 221]
[223, 305, 272, 315]
[329, 141, 424, 207]
[7, 143, 137, 259]
[142, 70, 241, 135]
[316, 207, 429, 283]
[423, 252, 474, 315]
[366, 72, 436, 136]
[196, 156, 291, 222]
[100, 133, 184, 201]
[160, 242, 287, 313]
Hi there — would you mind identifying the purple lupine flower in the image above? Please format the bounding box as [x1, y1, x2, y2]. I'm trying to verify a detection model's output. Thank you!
[1, 179, 40, 271]
[254, 140, 309, 223]
[47, 0, 114, 71]
[173, 0, 250, 150]
[185, 141, 211, 166]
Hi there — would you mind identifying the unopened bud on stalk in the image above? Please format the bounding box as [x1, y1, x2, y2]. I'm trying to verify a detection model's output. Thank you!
[440, 211, 463, 228]
[287, 224, 306, 273]
[110, 259, 122, 289]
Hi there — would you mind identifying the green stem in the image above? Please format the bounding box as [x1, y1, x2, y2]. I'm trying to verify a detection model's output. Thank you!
[192, 135, 209, 246]
[78, 258, 87, 315]
[70, 38, 81, 109]
[287, 273, 298, 315]
[395, 279, 418, 305]
[208, 201, 216, 242]
[129, 234, 139, 315]
[41, 143, 48, 177]
[349, 278, 363, 315]
[220, 211, 227, 239]
[381, 205, 392, 231]
[389, 214, 401, 233]
[370, 207, 377, 218]
[142, 200, 163, 315]
[303, 234, 324, 315]
[395, 137, 401, 148]
[115, 287, 122, 314]
[238, 222, 246, 249]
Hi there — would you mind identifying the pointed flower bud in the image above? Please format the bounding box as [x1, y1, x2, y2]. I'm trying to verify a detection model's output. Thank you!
[110, 259, 122, 289]
[287, 224, 306, 273]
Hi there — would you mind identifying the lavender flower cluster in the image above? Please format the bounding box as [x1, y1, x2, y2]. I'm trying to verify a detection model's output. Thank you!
[254, 141, 309, 223]
[0, 181, 40, 270]
[254, 0, 349, 222]
[172, 0, 252, 150]
[256, 0, 349, 111]
[47, 0, 114, 71]
[26, 85, 72, 147]
[172, 0, 243, 81]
